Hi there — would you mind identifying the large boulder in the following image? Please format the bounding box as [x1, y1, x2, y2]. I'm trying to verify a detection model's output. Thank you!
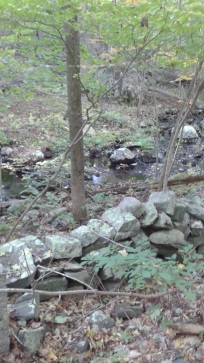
[148, 191, 176, 216]
[109, 148, 135, 165]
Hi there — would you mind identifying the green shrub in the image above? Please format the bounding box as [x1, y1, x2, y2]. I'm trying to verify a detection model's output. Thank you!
[82, 241, 203, 301]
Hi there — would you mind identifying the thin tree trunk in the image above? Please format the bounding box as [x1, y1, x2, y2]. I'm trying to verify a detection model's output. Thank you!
[158, 61, 204, 191]
[65, 17, 87, 222]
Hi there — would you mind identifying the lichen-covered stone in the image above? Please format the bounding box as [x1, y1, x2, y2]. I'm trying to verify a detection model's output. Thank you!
[118, 197, 145, 218]
[148, 191, 176, 215]
[140, 202, 158, 227]
[153, 212, 173, 230]
[102, 208, 140, 241]
[149, 229, 184, 247]
[45, 234, 82, 259]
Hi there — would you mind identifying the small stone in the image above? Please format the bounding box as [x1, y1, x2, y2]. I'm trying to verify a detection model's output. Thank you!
[89, 310, 115, 331]
[191, 220, 203, 236]
[18, 326, 46, 354]
[140, 202, 158, 227]
[112, 302, 143, 319]
[71, 338, 90, 353]
[13, 293, 40, 320]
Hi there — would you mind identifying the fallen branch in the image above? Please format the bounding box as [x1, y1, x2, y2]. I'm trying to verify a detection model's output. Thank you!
[0, 287, 173, 299]
[167, 323, 204, 337]
[87, 174, 204, 196]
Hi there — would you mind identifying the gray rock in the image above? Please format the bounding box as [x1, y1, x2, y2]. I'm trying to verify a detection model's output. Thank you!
[187, 203, 204, 221]
[22, 209, 40, 222]
[102, 208, 140, 241]
[89, 310, 115, 331]
[1, 146, 14, 156]
[198, 244, 204, 254]
[86, 219, 116, 248]
[20, 186, 39, 197]
[153, 212, 173, 229]
[109, 148, 135, 165]
[112, 302, 143, 319]
[188, 231, 204, 248]
[173, 213, 190, 239]
[35, 276, 68, 301]
[190, 220, 203, 236]
[71, 338, 90, 353]
[99, 266, 124, 282]
[148, 191, 176, 215]
[64, 269, 101, 289]
[18, 326, 46, 354]
[13, 293, 40, 320]
[178, 125, 198, 140]
[140, 202, 158, 227]
[0, 235, 52, 288]
[102, 281, 122, 291]
[35, 150, 44, 160]
[45, 234, 82, 259]
[83, 124, 96, 135]
[118, 196, 145, 218]
[70, 225, 98, 247]
[149, 229, 185, 247]
[172, 201, 188, 222]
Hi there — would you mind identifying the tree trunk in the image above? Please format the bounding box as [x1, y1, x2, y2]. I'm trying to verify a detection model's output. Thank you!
[158, 61, 204, 191]
[65, 17, 87, 222]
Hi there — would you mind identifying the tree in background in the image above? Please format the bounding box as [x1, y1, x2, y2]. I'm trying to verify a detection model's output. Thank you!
[0, 0, 204, 220]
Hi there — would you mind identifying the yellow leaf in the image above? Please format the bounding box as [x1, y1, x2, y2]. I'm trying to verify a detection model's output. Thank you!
[178, 263, 184, 269]
[48, 352, 58, 361]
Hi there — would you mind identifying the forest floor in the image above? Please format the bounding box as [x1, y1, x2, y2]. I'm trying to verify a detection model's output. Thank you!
[1, 90, 204, 363]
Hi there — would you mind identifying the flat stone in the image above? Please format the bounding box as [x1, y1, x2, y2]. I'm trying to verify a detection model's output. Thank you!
[149, 229, 185, 247]
[112, 302, 143, 319]
[148, 191, 176, 215]
[118, 197, 145, 218]
[70, 225, 98, 247]
[102, 208, 140, 241]
[64, 269, 101, 289]
[45, 234, 82, 259]
[35, 276, 68, 301]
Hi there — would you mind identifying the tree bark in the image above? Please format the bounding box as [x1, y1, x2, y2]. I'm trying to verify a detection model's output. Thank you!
[65, 17, 87, 222]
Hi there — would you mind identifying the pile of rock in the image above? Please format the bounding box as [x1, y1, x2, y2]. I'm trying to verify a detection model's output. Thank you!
[1, 189, 204, 353]
[1, 190, 204, 296]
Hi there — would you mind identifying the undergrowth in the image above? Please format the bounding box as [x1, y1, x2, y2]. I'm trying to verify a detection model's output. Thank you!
[82, 240, 203, 301]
